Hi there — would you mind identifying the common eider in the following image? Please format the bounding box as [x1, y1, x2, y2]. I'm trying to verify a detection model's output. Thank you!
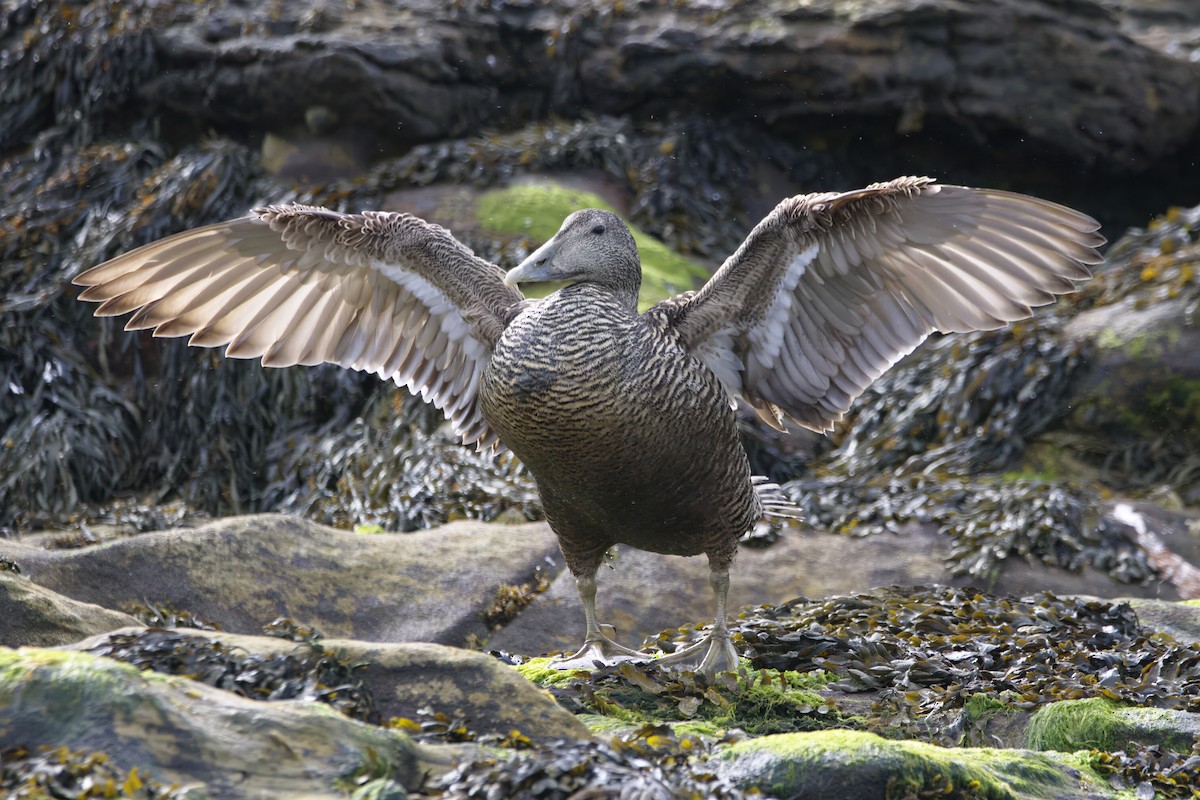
[73, 176, 1103, 676]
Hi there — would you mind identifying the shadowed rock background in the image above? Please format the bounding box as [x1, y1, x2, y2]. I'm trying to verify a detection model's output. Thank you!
[3, 0, 1200, 798]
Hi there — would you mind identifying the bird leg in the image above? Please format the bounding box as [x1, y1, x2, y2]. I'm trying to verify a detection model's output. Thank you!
[550, 571, 648, 670]
[653, 563, 740, 678]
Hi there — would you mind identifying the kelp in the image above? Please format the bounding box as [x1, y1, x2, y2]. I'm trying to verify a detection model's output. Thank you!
[789, 475, 1153, 585]
[1090, 743, 1200, 800]
[421, 723, 755, 800]
[86, 626, 378, 723]
[712, 587, 1200, 721]
[0, 744, 187, 800]
[262, 389, 540, 532]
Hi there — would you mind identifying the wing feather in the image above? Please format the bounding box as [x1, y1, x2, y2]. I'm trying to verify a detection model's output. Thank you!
[662, 177, 1102, 432]
[74, 205, 524, 449]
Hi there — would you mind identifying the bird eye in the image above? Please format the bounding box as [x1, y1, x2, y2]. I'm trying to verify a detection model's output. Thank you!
[591, 224, 605, 235]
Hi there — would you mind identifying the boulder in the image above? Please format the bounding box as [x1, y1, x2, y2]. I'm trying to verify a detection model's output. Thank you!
[0, 647, 478, 799]
[713, 729, 1111, 799]
[0, 514, 563, 646]
[0, 571, 140, 647]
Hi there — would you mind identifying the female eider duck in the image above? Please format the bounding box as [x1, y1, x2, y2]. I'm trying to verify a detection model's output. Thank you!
[74, 177, 1103, 677]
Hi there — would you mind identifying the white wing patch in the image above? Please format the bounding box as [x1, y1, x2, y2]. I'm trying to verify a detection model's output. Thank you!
[748, 242, 819, 369]
[693, 326, 743, 408]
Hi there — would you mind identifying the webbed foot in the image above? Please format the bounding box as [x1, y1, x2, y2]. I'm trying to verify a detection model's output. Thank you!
[550, 634, 649, 671]
[654, 630, 740, 678]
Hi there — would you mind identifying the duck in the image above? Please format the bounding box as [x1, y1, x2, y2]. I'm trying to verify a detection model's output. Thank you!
[73, 176, 1103, 676]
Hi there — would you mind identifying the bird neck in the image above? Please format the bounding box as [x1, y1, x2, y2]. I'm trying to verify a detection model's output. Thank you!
[561, 278, 640, 314]
[598, 256, 641, 311]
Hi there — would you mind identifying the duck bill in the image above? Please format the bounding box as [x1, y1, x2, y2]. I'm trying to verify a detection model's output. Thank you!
[503, 238, 560, 287]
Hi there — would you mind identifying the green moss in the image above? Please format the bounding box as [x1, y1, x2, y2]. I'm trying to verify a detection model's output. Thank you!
[717, 729, 1078, 800]
[476, 182, 710, 309]
[1026, 698, 1126, 752]
[514, 657, 581, 687]
[0, 648, 183, 736]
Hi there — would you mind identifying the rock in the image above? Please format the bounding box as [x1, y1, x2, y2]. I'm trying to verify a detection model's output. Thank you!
[0, 571, 141, 647]
[1108, 0, 1200, 65]
[713, 729, 1112, 800]
[7, 0, 1199, 238]
[1064, 297, 1200, 445]
[0, 647, 478, 799]
[490, 521, 1179, 658]
[1028, 697, 1200, 755]
[66, 627, 591, 743]
[0, 514, 563, 646]
[1124, 597, 1200, 643]
[11, 0, 1194, 168]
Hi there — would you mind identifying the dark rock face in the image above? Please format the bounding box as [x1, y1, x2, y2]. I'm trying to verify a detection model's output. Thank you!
[79, 2, 1200, 159]
[6, 1, 1199, 221]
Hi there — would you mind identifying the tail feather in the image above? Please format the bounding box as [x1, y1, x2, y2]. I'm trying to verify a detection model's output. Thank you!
[752, 475, 803, 521]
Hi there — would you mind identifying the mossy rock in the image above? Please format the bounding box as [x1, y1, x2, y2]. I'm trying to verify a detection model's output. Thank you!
[1027, 697, 1200, 755]
[477, 182, 711, 309]
[714, 729, 1109, 800]
[0, 647, 475, 799]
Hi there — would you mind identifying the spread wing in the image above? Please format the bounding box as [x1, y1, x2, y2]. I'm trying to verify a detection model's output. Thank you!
[659, 177, 1104, 433]
[73, 204, 525, 450]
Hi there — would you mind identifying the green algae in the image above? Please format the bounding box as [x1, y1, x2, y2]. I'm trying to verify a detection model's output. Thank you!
[1027, 698, 1126, 752]
[476, 182, 711, 308]
[963, 693, 1013, 723]
[514, 657, 579, 686]
[0, 648, 184, 742]
[1027, 698, 1200, 755]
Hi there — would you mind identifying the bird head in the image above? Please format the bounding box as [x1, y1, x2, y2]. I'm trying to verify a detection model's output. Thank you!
[504, 209, 641, 305]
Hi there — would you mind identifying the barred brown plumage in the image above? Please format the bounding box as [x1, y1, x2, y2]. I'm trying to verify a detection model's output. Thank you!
[73, 177, 1103, 677]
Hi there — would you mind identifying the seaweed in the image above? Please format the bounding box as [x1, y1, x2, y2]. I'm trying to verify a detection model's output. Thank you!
[1090, 742, 1200, 799]
[86, 627, 378, 723]
[706, 586, 1200, 724]
[0, 744, 187, 800]
[419, 723, 758, 800]
[518, 658, 844, 737]
[261, 389, 541, 532]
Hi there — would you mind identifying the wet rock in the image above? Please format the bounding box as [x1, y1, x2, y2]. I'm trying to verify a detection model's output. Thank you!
[0, 571, 140, 647]
[0, 514, 563, 646]
[1123, 597, 1200, 643]
[0, 647, 476, 799]
[1064, 296, 1200, 447]
[67, 627, 591, 743]
[712, 729, 1110, 800]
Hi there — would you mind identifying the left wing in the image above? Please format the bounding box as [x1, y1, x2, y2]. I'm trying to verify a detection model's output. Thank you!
[656, 177, 1103, 432]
